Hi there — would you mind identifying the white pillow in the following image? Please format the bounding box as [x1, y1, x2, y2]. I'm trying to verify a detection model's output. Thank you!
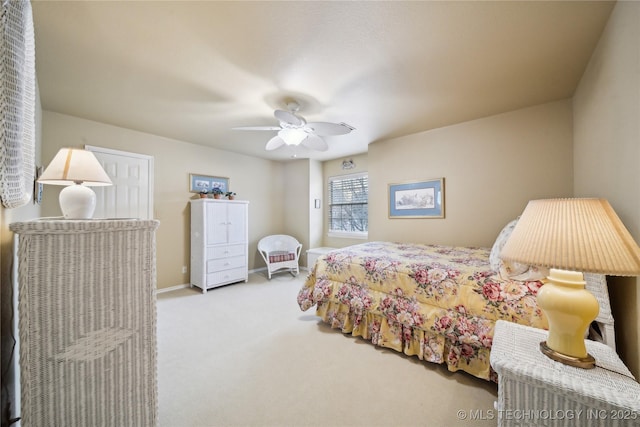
[489, 219, 518, 271]
[490, 218, 548, 281]
[502, 262, 548, 281]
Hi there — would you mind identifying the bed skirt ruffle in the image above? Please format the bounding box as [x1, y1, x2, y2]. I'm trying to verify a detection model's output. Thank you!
[314, 300, 496, 381]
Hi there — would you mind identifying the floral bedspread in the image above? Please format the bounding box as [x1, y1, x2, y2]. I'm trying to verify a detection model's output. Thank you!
[297, 241, 548, 381]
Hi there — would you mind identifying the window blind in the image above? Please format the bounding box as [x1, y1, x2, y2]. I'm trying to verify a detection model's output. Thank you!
[328, 173, 368, 233]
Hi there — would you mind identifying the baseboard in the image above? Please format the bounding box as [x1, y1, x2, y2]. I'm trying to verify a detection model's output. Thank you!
[157, 283, 190, 294]
[158, 267, 306, 293]
[158, 269, 267, 293]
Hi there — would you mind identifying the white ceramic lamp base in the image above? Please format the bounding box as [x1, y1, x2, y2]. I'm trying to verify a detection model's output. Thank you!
[59, 184, 97, 219]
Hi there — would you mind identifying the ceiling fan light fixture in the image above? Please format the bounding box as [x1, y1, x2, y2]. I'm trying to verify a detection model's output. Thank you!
[278, 128, 308, 146]
[234, 100, 352, 152]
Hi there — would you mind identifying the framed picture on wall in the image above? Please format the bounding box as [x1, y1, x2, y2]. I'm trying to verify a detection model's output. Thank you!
[189, 174, 229, 193]
[388, 178, 444, 218]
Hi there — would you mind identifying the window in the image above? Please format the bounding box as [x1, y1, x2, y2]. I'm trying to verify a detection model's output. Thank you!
[328, 172, 368, 237]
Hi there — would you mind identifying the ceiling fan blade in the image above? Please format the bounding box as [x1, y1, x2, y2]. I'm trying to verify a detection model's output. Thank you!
[274, 110, 304, 127]
[232, 126, 281, 131]
[305, 122, 355, 136]
[265, 136, 286, 151]
[301, 134, 328, 152]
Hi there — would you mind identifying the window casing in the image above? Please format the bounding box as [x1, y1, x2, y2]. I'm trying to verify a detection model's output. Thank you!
[328, 172, 368, 238]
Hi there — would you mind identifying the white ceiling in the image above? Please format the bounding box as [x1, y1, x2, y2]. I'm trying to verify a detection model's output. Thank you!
[32, 1, 615, 162]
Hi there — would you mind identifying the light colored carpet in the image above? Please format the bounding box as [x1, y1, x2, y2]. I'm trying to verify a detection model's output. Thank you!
[157, 272, 498, 427]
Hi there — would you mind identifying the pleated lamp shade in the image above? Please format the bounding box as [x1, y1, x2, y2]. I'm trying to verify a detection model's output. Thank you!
[500, 198, 640, 276]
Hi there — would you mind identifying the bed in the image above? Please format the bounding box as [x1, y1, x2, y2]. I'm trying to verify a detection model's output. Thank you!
[297, 225, 615, 381]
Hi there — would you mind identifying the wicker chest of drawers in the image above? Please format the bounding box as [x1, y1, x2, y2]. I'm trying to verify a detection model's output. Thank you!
[10, 219, 160, 427]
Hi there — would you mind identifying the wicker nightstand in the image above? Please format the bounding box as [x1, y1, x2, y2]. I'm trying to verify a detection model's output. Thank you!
[491, 320, 640, 427]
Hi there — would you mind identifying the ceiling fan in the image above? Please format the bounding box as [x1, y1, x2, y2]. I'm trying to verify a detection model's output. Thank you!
[233, 100, 355, 152]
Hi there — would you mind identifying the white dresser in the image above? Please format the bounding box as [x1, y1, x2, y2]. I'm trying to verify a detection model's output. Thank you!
[10, 219, 160, 427]
[190, 199, 249, 292]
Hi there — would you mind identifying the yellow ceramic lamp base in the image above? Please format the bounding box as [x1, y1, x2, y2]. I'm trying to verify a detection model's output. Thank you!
[537, 268, 600, 368]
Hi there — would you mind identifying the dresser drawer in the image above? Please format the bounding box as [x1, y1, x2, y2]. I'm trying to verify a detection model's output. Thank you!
[207, 255, 245, 273]
[209, 244, 245, 259]
[207, 267, 247, 287]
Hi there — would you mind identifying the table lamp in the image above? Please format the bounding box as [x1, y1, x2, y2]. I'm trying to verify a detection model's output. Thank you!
[38, 148, 112, 219]
[500, 198, 640, 368]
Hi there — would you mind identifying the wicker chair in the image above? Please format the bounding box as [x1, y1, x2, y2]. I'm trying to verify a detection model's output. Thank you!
[258, 235, 302, 279]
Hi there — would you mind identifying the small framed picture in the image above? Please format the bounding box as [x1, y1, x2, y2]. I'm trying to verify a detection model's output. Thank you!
[189, 174, 229, 193]
[388, 178, 444, 218]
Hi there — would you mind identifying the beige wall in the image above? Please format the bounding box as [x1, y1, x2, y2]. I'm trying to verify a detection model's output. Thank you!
[573, 1, 640, 378]
[283, 160, 310, 256]
[278, 159, 325, 268]
[308, 159, 323, 253]
[368, 100, 574, 248]
[40, 111, 286, 289]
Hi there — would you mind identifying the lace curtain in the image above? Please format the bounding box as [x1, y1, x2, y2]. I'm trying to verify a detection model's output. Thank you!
[0, 0, 35, 208]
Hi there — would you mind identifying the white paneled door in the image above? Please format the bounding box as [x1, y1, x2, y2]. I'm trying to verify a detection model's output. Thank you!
[86, 145, 154, 219]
